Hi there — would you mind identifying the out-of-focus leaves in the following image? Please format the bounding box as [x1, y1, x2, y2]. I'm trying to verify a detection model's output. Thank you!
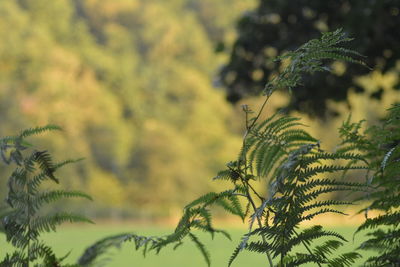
[220, 0, 400, 116]
[0, 0, 245, 217]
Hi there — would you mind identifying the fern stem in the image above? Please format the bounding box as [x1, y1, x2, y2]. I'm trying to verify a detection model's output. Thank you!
[247, 94, 271, 133]
[247, 181, 264, 202]
[291, 163, 324, 267]
[251, 201, 274, 266]
[26, 179, 31, 267]
[241, 179, 274, 266]
[239, 93, 274, 266]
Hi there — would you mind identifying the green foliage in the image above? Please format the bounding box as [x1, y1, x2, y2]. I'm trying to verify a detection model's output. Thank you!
[153, 29, 369, 266]
[0, 126, 92, 267]
[0, 0, 247, 215]
[2, 24, 399, 267]
[76, 30, 376, 267]
[351, 104, 400, 266]
[220, 0, 400, 115]
[77, 233, 164, 267]
[229, 144, 365, 266]
[263, 29, 367, 96]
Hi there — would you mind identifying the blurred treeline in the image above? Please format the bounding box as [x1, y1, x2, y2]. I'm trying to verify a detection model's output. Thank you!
[1, 0, 399, 220]
[0, 0, 258, 218]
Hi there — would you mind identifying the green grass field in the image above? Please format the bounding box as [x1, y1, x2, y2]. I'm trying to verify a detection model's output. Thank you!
[0, 224, 374, 266]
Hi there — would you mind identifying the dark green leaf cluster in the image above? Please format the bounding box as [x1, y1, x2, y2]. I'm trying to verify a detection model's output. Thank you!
[263, 29, 366, 96]
[220, 0, 399, 115]
[229, 141, 365, 266]
[352, 104, 400, 266]
[215, 31, 368, 266]
[245, 114, 317, 180]
[0, 126, 92, 267]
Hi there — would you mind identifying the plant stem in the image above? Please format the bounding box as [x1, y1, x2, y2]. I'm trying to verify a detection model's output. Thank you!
[26, 182, 30, 267]
[247, 94, 272, 133]
[241, 179, 274, 266]
[247, 181, 264, 201]
[239, 93, 274, 266]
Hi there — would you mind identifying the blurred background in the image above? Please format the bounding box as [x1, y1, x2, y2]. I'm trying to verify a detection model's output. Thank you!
[0, 0, 399, 223]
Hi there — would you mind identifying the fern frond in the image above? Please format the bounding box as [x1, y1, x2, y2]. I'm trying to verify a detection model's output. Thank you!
[306, 51, 365, 66]
[367, 195, 400, 211]
[30, 191, 92, 213]
[285, 226, 346, 256]
[31, 212, 93, 233]
[257, 146, 286, 178]
[295, 179, 365, 195]
[1, 125, 92, 266]
[0, 250, 26, 267]
[54, 158, 85, 169]
[228, 233, 254, 266]
[184, 192, 224, 210]
[184, 190, 244, 219]
[78, 233, 136, 266]
[298, 165, 367, 181]
[212, 169, 238, 182]
[246, 240, 270, 255]
[228, 241, 243, 267]
[300, 152, 367, 166]
[299, 200, 353, 214]
[32, 150, 58, 183]
[328, 252, 362, 267]
[188, 233, 211, 267]
[356, 213, 400, 233]
[313, 240, 343, 257]
[19, 125, 62, 139]
[297, 186, 360, 205]
[245, 113, 318, 180]
[216, 196, 244, 219]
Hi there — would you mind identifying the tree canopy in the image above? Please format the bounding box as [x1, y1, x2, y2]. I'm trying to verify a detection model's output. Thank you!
[219, 0, 400, 116]
[0, 0, 255, 217]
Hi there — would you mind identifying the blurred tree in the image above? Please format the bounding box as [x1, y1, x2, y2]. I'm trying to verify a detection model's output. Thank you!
[0, 0, 250, 216]
[186, 0, 256, 44]
[219, 0, 400, 116]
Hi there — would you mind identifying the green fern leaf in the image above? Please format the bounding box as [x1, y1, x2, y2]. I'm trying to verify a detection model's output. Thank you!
[188, 233, 211, 267]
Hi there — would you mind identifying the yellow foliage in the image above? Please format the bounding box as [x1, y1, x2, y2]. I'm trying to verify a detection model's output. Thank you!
[86, 168, 126, 207]
[85, 0, 139, 18]
[5, 0, 397, 219]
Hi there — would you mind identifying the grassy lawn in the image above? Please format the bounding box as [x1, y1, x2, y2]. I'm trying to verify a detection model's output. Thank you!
[0, 224, 374, 266]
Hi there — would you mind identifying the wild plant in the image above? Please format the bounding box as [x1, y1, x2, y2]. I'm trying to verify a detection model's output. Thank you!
[0, 126, 92, 267]
[4, 29, 397, 267]
[78, 29, 370, 267]
[339, 105, 400, 266]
